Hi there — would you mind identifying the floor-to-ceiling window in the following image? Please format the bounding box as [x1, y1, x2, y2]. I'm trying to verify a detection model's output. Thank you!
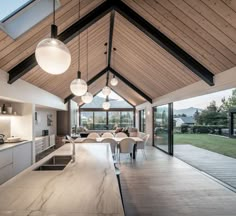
[80, 90, 135, 130]
[173, 88, 236, 189]
[153, 103, 173, 154]
[139, 109, 146, 132]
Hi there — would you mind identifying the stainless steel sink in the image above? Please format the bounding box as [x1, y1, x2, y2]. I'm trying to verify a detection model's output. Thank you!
[34, 155, 72, 171]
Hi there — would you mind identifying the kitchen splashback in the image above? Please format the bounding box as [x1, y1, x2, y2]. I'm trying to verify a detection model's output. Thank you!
[0, 117, 11, 138]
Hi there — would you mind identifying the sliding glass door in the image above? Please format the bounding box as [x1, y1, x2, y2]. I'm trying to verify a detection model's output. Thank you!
[153, 103, 173, 155]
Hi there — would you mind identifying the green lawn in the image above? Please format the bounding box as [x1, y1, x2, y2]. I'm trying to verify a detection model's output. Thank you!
[174, 134, 236, 159]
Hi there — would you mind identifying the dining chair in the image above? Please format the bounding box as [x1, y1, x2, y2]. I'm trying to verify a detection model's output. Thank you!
[119, 138, 136, 162]
[115, 132, 128, 138]
[87, 132, 100, 139]
[82, 138, 97, 143]
[101, 132, 114, 138]
[101, 138, 118, 159]
[136, 134, 150, 159]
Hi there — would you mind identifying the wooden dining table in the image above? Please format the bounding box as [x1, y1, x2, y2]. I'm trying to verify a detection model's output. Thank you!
[74, 137, 143, 159]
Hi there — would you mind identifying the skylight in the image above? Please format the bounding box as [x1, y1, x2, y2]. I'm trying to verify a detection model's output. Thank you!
[0, 0, 60, 39]
[0, 0, 33, 22]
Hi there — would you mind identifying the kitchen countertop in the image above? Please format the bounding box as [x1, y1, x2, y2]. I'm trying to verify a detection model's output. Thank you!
[0, 143, 124, 216]
[0, 140, 31, 152]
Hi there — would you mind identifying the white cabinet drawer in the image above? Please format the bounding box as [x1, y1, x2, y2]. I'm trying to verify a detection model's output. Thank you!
[0, 149, 13, 169]
[0, 163, 13, 185]
[13, 142, 32, 175]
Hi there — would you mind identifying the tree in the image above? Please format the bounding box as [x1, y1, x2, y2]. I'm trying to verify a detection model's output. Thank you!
[197, 101, 227, 126]
[194, 109, 200, 123]
[220, 89, 236, 112]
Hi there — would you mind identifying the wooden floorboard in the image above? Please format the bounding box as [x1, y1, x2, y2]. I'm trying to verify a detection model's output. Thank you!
[175, 144, 236, 189]
[119, 146, 236, 216]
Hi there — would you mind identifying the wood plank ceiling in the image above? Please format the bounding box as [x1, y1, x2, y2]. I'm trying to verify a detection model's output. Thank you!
[1, 0, 236, 105]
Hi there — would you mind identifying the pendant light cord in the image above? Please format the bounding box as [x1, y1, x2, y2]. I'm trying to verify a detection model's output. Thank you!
[78, 0, 80, 77]
[87, 29, 89, 84]
[53, 0, 55, 25]
[113, 48, 116, 78]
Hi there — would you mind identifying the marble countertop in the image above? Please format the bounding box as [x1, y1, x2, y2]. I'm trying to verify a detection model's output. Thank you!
[0, 140, 31, 152]
[0, 143, 124, 216]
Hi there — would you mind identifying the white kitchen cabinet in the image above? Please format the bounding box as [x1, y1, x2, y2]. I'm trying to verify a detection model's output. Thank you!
[0, 148, 13, 169]
[0, 163, 13, 185]
[49, 134, 55, 146]
[0, 142, 32, 185]
[13, 142, 32, 175]
[35, 134, 55, 155]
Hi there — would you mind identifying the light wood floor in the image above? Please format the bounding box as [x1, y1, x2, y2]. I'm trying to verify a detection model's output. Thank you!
[119, 146, 236, 216]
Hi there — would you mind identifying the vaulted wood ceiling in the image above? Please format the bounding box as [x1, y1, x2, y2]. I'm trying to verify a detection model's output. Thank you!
[1, 0, 236, 106]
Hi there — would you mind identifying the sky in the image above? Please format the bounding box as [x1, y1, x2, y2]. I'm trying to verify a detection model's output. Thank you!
[0, 0, 31, 21]
[174, 88, 235, 110]
[97, 90, 123, 101]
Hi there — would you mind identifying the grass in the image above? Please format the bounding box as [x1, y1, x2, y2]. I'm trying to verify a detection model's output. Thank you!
[174, 134, 236, 159]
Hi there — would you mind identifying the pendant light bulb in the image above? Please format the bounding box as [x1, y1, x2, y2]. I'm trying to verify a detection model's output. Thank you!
[102, 86, 111, 96]
[82, 92, 93, 104]
[103, 101, 110, 110]
[35, 38, 71, 74]
[110, 77, 118, 86]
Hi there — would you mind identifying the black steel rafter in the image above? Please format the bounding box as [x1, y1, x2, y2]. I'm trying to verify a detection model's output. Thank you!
[107, 10, 115, 67]
[8, 0, 114, 84]
[109, 67, 152, 103]
[113, 1, 214, 86]
[64, 67, 109, 104]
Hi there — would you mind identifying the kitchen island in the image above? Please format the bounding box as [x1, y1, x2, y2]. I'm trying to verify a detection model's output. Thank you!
[0, 143, 124, 216]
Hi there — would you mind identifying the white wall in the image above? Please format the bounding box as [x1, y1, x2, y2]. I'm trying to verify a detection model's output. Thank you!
[34, 107, 57, 137]
[136, 66, 236, 146]
[0, 70, 67, 110]
[11, 103, 34, 141]
[135, 103, 153, 145]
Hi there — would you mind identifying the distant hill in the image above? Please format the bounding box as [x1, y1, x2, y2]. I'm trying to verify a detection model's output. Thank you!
[174, 107, 202, 117]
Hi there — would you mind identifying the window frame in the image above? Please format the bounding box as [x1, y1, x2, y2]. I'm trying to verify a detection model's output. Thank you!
[139, 109, 146, 133]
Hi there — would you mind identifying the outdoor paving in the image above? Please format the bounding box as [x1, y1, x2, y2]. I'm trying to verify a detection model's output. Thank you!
[174, 145, 236, 189]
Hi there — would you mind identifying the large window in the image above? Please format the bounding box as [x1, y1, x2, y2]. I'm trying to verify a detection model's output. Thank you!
[80, 90, 134, 130]
[94, 112, 107, 130]
[80, 112, 93, 130]
[139, 109, 146, 132]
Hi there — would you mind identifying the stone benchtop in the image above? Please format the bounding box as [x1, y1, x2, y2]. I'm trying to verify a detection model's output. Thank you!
[0, 143, 124, 216]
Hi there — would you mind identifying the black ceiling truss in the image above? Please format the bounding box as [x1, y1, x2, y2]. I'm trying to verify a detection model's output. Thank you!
[113, 0, 214, 86]
[9, 0, 214, 102]
[64, 66, 152, 104]
[107, 10, 115, 67]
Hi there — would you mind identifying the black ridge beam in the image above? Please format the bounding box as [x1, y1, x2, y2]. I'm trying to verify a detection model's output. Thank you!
[114, 1, 214, 86]
[8, 0, 114, 84]
[107, 10, 115, 67]
[109, 67, 152, 103]
[64, 67, 109, 104]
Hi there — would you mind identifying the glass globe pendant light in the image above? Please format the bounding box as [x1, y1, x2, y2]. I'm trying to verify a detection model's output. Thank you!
[102, 86, 111, 96]
[103, 96, 110, 110]
[35, 0, 71, 74]
[70, 0, 87, 97]
[70, 72, 87, 96]
[110, 75, 118, 86]
[82, 29, 93, 104]
[82, 92, 93, 104]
